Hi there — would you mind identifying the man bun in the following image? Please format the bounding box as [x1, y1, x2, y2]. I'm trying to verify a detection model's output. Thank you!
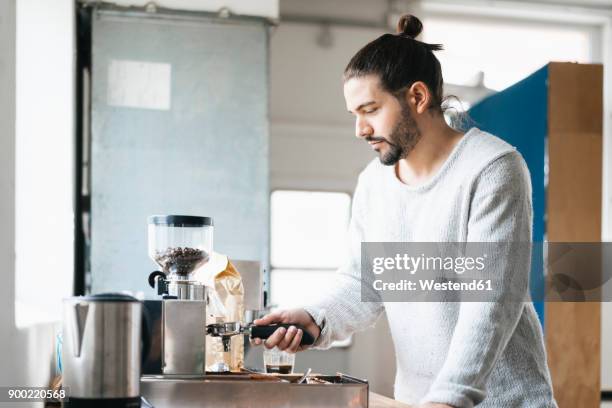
[396, 14, 423, 39]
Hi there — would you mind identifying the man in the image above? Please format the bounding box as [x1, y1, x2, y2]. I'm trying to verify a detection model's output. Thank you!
[254, 14, 557, 408]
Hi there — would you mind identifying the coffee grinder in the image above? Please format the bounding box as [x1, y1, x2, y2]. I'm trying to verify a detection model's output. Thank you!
[144, 215, 212, 376]
[142, 215, 315, 377]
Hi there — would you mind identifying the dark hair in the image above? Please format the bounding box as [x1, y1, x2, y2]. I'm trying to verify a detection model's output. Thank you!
[344, 14, 445, 113]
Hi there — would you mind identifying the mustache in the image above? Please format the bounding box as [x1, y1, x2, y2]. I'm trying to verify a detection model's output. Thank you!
[365, 136, 397, 147]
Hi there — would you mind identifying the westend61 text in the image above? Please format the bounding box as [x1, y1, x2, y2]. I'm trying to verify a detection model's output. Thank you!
[373, 279, 493, 292]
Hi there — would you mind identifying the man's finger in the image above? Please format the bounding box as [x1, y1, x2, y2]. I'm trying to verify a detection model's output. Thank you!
[277, 325, 297, 351]
[254, 311, 285, 326]
[287, 329, 303, 353]
[264, 326, 287, 349]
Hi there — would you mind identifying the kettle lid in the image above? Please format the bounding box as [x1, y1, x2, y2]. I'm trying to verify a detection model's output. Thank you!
[80, 292, 139, 302]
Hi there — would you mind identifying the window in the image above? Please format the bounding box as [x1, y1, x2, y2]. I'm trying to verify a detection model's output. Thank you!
[15, 0, 74, 327]
[422, 15, 597, 91]
[270, 190, 352, 346]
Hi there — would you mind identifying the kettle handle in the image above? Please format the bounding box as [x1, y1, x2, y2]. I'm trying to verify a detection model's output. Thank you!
[141, 309, 151, 367]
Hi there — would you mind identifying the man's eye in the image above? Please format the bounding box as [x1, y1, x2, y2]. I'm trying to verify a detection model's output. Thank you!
[365, 108, 377, 114]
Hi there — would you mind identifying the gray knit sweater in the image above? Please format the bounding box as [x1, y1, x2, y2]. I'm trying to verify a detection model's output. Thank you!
[304, 128, 557, 407]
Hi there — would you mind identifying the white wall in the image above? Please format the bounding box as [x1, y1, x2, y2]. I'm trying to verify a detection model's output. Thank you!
[0, 0, 75, 394]
[0, 0, 18, 388]
[269, 21, 397, 397]
[270, 22, 382, 192]
[105, 0, 278, 19]
[15, 0, 75, 328]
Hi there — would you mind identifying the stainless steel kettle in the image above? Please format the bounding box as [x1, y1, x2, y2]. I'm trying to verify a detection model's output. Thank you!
[62, 293, 143, 407]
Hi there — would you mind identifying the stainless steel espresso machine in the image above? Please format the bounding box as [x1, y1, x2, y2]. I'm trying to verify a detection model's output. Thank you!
[142, 214, 315, 377]
[140, 215, 369, 408]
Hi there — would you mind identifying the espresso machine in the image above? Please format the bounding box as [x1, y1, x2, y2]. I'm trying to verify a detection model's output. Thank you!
[139, 215, 367, 407]
[142, 215, 314, 377]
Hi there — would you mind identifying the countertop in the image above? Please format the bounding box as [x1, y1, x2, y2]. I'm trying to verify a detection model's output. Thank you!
[370, 392, 412, 408]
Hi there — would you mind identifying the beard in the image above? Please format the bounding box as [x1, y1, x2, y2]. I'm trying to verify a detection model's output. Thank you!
[377, 104, 421, 166]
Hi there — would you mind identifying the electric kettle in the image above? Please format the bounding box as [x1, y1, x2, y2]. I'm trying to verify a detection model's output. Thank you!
[62, 293, 143, 407]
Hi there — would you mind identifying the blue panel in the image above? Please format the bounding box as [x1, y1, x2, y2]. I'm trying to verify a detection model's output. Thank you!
[468, 65, 548, 325]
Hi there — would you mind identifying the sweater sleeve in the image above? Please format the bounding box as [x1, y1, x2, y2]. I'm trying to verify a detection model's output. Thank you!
[303, 173, 385, 349]
[420, 152, 533, 407]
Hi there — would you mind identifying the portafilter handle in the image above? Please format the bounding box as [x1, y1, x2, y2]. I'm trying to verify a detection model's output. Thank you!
[206, 322, 316, 349]
[248, 324, 315, 346]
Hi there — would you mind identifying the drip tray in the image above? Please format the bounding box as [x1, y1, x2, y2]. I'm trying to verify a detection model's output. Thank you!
[141, 372, 368, 407]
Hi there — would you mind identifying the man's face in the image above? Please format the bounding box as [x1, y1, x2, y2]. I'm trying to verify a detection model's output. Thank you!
[344, 75, 421, 166]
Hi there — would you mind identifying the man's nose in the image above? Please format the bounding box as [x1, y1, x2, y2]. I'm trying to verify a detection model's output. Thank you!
[355, 118, 373, 139]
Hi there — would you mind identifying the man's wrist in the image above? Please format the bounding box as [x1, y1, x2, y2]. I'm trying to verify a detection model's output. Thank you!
[303, 307, 326, 344]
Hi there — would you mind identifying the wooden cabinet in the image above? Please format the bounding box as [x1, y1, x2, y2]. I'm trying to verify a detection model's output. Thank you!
[470, 62, 603, 408]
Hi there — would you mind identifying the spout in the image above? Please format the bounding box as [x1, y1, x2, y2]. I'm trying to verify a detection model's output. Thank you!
[222, 336, 232, 352]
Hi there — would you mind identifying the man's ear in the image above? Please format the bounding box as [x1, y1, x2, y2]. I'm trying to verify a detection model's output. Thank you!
[408, 81, 431, 114]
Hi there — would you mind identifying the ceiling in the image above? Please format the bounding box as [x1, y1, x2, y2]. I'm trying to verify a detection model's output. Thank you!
[280, 0, 612, 25]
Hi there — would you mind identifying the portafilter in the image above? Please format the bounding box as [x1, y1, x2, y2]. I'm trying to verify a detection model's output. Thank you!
[207, 322, 315, 352]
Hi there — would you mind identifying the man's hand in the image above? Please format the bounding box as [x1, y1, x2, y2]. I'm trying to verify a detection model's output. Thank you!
[252, 308, 321, 353]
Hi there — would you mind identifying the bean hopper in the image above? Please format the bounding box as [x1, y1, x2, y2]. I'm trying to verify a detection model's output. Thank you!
[147, 215, 212, 301]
